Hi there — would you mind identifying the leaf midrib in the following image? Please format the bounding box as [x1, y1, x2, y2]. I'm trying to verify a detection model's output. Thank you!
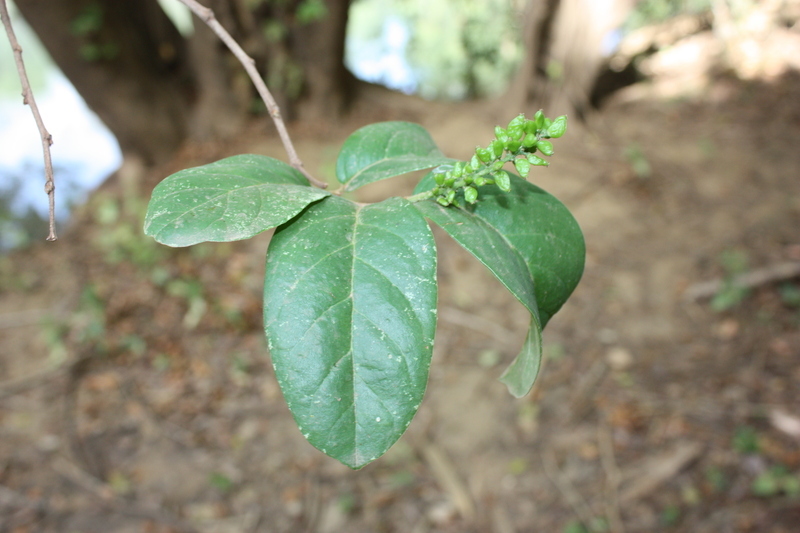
[348, 203, 362, 465]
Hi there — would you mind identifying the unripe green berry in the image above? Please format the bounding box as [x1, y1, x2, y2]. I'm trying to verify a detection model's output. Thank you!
[464, 186, 478, 204]
[506, 139, 522, 153]
[436, 196, 450, 207]
[533, 110, 545, 129]
[444, 175, 456, 187]
[494, 172, 511, 192]
[434, 173, 445, 185]
[523, 119, 538, 134]
[527, 154, 549, 166]
[452, 162, 464, 178]
[474, 176, 487, 187]
[537, 139, 554, 156]
[494, 126, 507, 139]
[446, 189, 456, 204]
[469, 154, 481, 171]
[476, 147, 492, 163]
[507, 125, 524, 140]
[546, 115, 567, 138]
[522, 132, 538, 148]
[514, 158, 531, 178]
[492, 160, 504, 171]
[507, 114, 526, 131]
[490, 139, 504, 158]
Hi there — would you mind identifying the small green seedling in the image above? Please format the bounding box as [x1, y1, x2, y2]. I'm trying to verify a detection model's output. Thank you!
[144, 114, 585, 468]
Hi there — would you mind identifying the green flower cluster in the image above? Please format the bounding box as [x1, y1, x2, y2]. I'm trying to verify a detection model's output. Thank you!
[429, 111, 567, 207]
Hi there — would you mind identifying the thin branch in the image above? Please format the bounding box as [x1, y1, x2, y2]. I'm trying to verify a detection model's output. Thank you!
[0, 0, 57, 240]
[177, 0, 327, 189]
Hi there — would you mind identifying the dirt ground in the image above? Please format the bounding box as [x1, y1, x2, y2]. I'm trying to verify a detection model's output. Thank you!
[1, 38, 800, 533]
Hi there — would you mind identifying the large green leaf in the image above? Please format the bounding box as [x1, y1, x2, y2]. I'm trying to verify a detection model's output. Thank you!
[264, 195, 437, 469]
[412, 198, 539, 320]
[468, 173, 585, 327]
[144, 154, 329, 247]
[413, 171, 585, 396]
[335, 121, 456, 192]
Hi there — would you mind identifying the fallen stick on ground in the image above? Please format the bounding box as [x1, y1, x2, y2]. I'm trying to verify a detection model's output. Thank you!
[619, 442, 703, 503]
[419, 441, 476, 520]
[684, 261, 800, 301]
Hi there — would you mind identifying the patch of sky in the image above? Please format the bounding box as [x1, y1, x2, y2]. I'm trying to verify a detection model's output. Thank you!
[346, 13, 418, 94]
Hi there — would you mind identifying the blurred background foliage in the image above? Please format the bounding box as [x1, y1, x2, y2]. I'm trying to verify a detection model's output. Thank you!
[1, 0, 786, 250]
[346, 0, 527, 100]
[624, 0, 714, 31]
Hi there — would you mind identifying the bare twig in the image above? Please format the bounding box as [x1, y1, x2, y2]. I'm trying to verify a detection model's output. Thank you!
[684, 261, 800, 301]
[177, 0, 327, 189]
[0, 0, 57, 240]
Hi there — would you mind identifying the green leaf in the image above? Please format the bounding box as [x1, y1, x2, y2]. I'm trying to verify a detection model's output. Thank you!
[413, 197, 539, 317]
[413, 193, 542, 397]
[469, 172, 584, 326]
[335, 122, 456, 192]
[264, 196, 437, 469]
[414, 171, 584, 396]
[144, 154, 328, 247]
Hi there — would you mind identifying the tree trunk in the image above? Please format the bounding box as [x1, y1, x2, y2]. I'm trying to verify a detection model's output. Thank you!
[249, 0, 355, 121]
[503, 0, 634, 117]
[14, 0, 196, 165]
[289, 0, 356, 120]
[500, 0, 560, 114]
